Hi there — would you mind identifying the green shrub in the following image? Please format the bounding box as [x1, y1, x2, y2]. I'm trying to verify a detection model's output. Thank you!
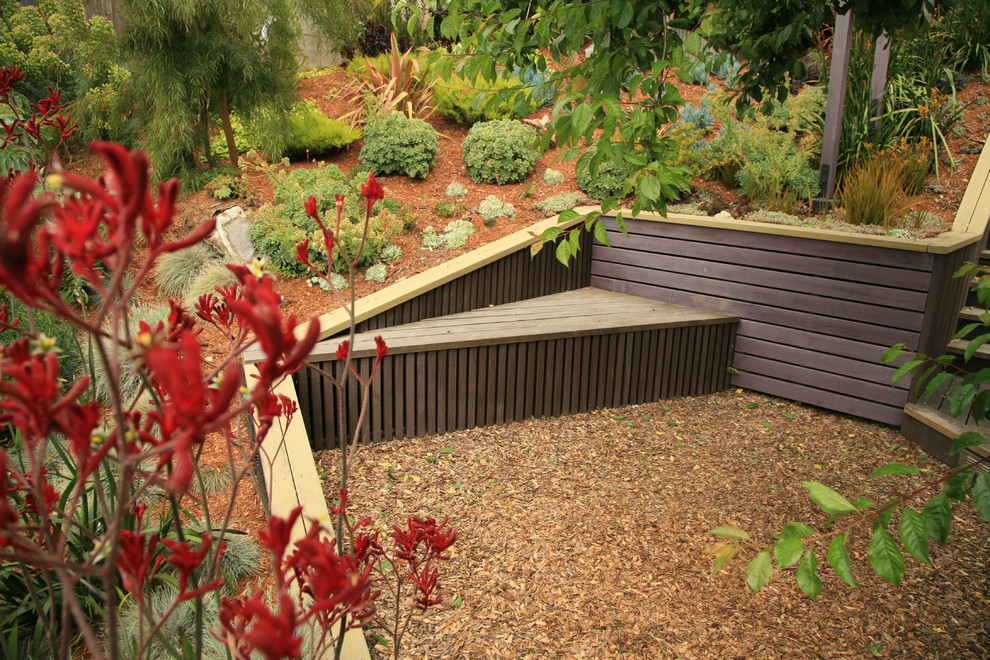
[154, 243, 219, 299]
[309, 210, 403, 273]
[476, 195, 517, 220]
[364, 264, 388, 282]
[203, 172, 247, 200]
[284, 100, 361, 160]
[250, 164, 387, 276]
[462, 119, 542, 185]
[734, 126, 819, 209]
[433, 73, 535, 124]
[576, 145, 627, 200]
[0, 295, 85, 383]
[434, 199, 467, 218]
[359, 112, 439, 179]
[445, 182, 468, 197]
[542, 168, 565, 185]
[533, 192, 590, 217]
[422, 220, 477, 250]
[309, 272, 349, 292]
[379, 244, 403, 262]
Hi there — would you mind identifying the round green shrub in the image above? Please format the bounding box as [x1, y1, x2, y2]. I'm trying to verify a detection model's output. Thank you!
[576, 145, 627, 200]
[284, 100, 361, 160]
[462, 119, 542, 185]
[359, 112, 439, 179]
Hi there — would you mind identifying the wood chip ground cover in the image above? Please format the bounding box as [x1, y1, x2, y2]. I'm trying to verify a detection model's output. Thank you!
[316, 390, 990, 659]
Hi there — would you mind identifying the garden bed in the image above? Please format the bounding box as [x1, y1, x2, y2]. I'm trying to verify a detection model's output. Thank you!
[316, 390, 990, 659]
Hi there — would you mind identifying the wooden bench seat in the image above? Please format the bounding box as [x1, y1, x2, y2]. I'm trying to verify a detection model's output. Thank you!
[297, 287, 739, 449]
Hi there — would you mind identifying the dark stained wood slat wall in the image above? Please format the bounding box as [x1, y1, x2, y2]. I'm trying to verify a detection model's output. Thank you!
[301, 324, 736, 450]
[353, 232, 592, 334]
[590, 217, 939, 426]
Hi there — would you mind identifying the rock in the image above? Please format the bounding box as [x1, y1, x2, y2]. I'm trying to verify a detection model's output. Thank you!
[209, 206, 255, 263]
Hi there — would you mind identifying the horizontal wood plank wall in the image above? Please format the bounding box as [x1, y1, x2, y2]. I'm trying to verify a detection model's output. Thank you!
[300, 323, 736, 450]
[590, 217, 937, 426]
[350, 232, 592, 334]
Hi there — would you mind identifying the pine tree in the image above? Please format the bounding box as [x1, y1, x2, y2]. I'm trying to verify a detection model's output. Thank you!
[120, 0, 334, 177]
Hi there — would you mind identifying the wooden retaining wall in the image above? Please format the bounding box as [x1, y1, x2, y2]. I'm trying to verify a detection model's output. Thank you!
[590, 215, 982, 426]
[298, 289, 738, 450]
[350, 232, 591, 334]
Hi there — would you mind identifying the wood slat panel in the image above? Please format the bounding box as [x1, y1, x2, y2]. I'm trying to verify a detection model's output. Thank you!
[590, 214, 939, 425]
[600, 229, 934, 291]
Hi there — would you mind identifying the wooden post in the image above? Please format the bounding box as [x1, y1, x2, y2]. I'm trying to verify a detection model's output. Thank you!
[869, 32, 891, 131]
[813, 7, 854, 212]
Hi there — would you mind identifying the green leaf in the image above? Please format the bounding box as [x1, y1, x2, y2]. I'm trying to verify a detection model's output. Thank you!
[949, 431, 986, 456]
[554, 236, 572, 265]
[891, 357, 926, 386]
[774, 537, 803, 567]
[922, 372, 953, 402]
[746, 551, 773, 592]
[796, 550, 822, 600]
[707, 542, 739, 573]
[971, 389, 990, 423]
[710, 524, 751, 541]
[557, 209, 581, 224]
[881, 344, 908, 364]
[869, 463, 921, 477]
[873, 499, 899, 530]
[827, 534, 858, 587]
[592, 219, 610, 247]
[803, 481, 857, 515]
[616, 1, 634, 29]
[868, 527, 905, 586]
[571, 102, 593, 137]
[639, 175, 661, 203]
[964, 333, 990, 362]
[953, 322, 982, 341]
[972, 473, 990, 523]
[898, 508, 931, 564]
[852, 497, 875, 510]
[945, 467, 976, 500]
[922, 493, 952, 545]
[780, 522, 816, 539]
[947, 383, 977, 417]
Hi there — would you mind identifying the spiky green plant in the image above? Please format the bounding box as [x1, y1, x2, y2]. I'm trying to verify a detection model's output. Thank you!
[153, 243, 218, 299]
[182, 261, 239, 308]
[91, 304, 170, 406]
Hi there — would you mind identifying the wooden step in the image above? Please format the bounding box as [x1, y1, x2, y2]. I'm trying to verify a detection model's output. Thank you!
[297, 288, 740, 449]
[902, 403, 990, 470]
[958, 306, 990, 323]
[947, 338, 990, 361]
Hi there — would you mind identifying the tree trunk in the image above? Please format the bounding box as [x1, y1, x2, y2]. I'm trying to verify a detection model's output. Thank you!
[200, 101, 216, 169]
[217, 90, 239, 170]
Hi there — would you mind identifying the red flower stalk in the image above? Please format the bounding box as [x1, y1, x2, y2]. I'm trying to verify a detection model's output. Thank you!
[258, 506, 303, 563]
[410, 565, 442, 610]
[162, 532, 224, 602]
[0, 66, 26, 96]
[335, 340, 349, 362]
[117, 528, 163, 603]
[0, 351, 90, 445]
[361, 172, 384, 216]
[225, 266, 319, 387]
[217, 594, 302, 660]
[283, 523, 377, 630]
[374, 335, 388, 368]
[0, 173, 65, 308]
[143, 331, 240, 493]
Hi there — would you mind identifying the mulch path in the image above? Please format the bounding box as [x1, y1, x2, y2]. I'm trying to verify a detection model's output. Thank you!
[317, 390, 990, 659]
